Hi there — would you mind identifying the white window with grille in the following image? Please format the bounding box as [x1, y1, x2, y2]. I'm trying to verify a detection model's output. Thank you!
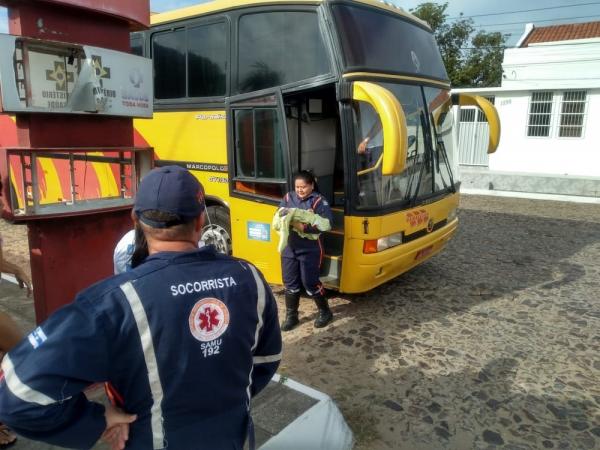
[458, 96, 495, 124]
[527, 91, 553, 137]
[459, 108, 476, 123]
[558, 91, 587, 138]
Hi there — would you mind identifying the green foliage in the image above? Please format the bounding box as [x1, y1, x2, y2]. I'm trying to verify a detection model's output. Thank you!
[410, 2, 507, 87]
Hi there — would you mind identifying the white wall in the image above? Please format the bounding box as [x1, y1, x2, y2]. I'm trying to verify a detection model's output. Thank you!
[502, 39, 600, 91]
[488, 89, 600, 176]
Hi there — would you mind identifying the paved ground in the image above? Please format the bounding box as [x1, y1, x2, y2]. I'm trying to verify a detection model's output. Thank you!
[278, 195, 600, 449]
[1, 194, 599, 449]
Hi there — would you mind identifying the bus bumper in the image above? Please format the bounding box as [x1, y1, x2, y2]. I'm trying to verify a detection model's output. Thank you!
[339, 218, 458, 293]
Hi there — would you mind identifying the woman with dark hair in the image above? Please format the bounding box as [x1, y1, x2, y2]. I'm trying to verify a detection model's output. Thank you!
[113, 225, 149, 274]
[276, 170, 334, 331]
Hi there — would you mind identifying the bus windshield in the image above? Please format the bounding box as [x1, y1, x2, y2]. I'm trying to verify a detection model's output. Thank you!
[331, 3, 448, 81]
[352, 83, 455, 209]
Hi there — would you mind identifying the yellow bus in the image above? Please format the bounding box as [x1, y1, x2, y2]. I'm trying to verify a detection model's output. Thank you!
[130, 0, 500, 293]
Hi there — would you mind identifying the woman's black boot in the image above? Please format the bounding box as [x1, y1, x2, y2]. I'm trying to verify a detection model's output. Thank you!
[281, 292, 300, 331]
[313, 295, 333, 328]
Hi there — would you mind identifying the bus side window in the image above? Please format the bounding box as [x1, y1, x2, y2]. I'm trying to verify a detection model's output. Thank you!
[237, 11, 330, 94]
[152, 20, 228, 101]
[187, 22, 227, 98]
[233, 108, 286, 200]
[152, 29, 186, 99]
[235, 110, 255, 177]
[130, 32, 144, 56]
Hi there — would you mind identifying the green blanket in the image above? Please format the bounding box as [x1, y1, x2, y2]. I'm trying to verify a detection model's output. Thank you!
[272, 208, 331, 253]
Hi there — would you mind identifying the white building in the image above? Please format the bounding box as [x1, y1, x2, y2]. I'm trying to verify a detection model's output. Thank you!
[455, 21, 600, 198]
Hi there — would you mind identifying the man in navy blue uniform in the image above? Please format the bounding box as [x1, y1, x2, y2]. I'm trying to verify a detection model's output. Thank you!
[0, 165, 282, 449]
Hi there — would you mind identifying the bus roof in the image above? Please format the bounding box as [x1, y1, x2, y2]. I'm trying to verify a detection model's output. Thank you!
[150, 0, 431, 32]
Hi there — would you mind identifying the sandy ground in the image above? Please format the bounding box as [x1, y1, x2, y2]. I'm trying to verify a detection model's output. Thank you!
[2, 195, 600, 449]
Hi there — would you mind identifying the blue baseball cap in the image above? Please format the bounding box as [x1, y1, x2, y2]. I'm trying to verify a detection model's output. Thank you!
[134, 165, 205, 228]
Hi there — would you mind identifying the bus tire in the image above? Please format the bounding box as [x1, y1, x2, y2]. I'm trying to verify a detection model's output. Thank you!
[201, 205, 232, 255]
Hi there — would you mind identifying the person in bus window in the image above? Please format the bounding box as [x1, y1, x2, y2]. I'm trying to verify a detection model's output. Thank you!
[355, 103, 383, 160]
[353, 103, 384, 206]
[276, 171, 334, 331]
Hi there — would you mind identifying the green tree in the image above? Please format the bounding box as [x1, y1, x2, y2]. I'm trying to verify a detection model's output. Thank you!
[411, 2, 507, 87]
[463, 31, 506, 87]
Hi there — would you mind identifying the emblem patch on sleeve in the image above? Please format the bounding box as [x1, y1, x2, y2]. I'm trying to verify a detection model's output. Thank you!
[189, 298, 230, 342]
[27, 327, 48, 349]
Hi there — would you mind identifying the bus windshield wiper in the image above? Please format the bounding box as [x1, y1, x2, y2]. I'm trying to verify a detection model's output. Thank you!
[430, 112, 455, 192]
[409, 111, 429, 206]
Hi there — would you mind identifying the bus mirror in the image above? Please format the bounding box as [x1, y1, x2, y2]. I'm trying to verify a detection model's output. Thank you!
[455, 94, 501, 154]
[353, 82, 407, 175]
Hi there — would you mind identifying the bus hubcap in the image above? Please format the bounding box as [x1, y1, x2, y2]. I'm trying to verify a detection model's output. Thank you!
[201, 225, 232, 255]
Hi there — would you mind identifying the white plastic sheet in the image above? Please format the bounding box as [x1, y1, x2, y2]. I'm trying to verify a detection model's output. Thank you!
[260, 375, 354, 450]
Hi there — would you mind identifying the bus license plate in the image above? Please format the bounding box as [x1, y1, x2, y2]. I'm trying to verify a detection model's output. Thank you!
[415, 245, 433, 260]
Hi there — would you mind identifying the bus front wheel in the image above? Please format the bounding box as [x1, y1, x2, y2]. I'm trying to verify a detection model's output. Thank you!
[201, 206, 232, 255]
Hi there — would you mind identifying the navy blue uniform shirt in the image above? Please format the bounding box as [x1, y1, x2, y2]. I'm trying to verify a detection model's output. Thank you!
[0, 246, 281, 449]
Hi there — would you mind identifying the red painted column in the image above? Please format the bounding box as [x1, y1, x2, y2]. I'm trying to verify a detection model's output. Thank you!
[28, 211, 132, 320]
[1, 0, 150, 322]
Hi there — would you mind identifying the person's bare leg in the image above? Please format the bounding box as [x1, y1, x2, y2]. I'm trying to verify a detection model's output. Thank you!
[0, 311, 23, 353]
[0, 312, 22, 447]
[0, 423, 17, 447]
[0, 247, 32, 297]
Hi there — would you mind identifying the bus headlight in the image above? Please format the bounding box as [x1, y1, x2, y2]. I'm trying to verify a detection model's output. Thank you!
[363, 231, 404, 254]
[448, 207, 458, 222]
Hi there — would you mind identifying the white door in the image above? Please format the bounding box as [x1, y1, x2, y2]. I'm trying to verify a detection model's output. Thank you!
[458, 107, 491, 166]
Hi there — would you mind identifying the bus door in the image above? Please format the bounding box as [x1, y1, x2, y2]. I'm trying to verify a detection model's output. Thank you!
[226, 89, 291, 284]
